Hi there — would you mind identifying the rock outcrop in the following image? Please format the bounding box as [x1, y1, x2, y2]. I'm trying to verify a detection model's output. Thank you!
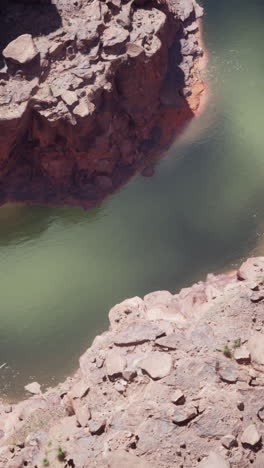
[1, 257, 264, 466]
[0, 0, 205, 208]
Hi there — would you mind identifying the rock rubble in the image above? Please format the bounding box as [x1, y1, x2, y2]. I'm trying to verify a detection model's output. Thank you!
[0, 0, 205, 208]
[0, 257, 264, 466]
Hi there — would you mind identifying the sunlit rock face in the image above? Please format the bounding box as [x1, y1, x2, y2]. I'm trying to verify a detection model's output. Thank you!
[0, 0, 205, 208]
[1, 257, 264, 467]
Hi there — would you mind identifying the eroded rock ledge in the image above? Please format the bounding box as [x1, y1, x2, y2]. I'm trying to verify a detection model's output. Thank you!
[0, 0, 205, 207]
[2, 258, 264, 466]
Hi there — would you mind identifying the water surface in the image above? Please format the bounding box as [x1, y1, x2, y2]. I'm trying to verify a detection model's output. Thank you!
[1, 0, 264, 398]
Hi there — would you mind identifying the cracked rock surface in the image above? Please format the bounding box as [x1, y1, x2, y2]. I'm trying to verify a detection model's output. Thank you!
[1, 257, 264, 466]
[0, 0, 205, 208]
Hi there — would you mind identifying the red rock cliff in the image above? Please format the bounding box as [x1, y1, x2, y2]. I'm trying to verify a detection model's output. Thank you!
[0, 0, 205, 207]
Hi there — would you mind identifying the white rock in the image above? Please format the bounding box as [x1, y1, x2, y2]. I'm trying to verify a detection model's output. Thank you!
[3, 34, 38, 65]
[73, 99, 95, 118]
[234, 346, 251, 364]
[171, 389, 185, 404]
[248, 334, 264, 366]
[24, 382, 41, 395]
[139, 352, 172, 379]
[241, 424, 261, 447]
[69, 380, 89, 399]
[105, 349, 126, 377]
[221, 434, 237, 449]
[61, 90, 78, 107]
[199, 451, 230, 468]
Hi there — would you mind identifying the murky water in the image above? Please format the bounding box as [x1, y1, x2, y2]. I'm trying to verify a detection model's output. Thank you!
[1, 0, 264, 398]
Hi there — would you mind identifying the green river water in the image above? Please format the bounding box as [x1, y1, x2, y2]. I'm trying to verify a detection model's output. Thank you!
[0, 0, 264, 398]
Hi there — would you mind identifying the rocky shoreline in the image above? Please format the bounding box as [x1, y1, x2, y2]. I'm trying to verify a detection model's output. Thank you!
[1, 257, 264, 467]
[0, 0, 205, 208]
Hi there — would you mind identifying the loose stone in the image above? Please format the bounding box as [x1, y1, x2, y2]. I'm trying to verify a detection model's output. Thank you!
[172, 405, 197, 425]
[89, 419, 106, 435]
[199, 451, 230, 468]
[218, 365, 239, 383]
[105, 349, 126, 378]
[139, 353, 172, 379]
[24, 382, 41, 395]
[234, 346, 251, 364]
[221, 434, 237, 449]
[3, 34, 38, 64]
[114, 323, 163, 346]
[171, 389, 185, 405]
[241, 424, 261, 447]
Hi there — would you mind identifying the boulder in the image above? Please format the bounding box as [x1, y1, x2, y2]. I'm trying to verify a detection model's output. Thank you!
[114, 323, 162, 346]
[221, 434, 237, 449]
[69, 380, 89, 399]
[199, 451, 230, 468]
[3, 34, 38, 65]
[172, 405, 197, 425]
[241, 424, 261, 447]
[218, 365, 238, 384]
[105, 349, 126, 377]
[234, 346, 251, 364]
[248, 334, 264, 368]
[139, 352, 172, 379]
[24, 382, 41, 395]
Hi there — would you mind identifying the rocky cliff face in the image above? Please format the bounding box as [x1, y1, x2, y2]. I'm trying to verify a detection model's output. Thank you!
[1, 258, 264, 467]
[0, 0, 205, 207]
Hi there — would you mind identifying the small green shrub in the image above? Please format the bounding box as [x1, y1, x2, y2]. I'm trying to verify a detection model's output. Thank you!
[233, 338, 241, 348]
[57, 446, 66, 461]
[223, 345, 232, 358]
[42, 458, 49, 467]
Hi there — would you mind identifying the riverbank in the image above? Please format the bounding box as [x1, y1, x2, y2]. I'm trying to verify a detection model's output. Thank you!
[1, 257, 264, 467]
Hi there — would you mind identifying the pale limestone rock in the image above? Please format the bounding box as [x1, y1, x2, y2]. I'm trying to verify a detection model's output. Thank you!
[69, 380, 89, 399]
[241, 424, 261, 447]
[171, 389, 185, 405]
[144, 290, 173, 306]
[221, 434, 237, 449]
[248, 334, 264, 367]
[108, 296, 146, 331]
[219, 365, 238, 383]
[89, 419, 106, 435]
[3, 34, 38, 65]
[105, 349, 126, 377]
[102, 26, 129, 48]
[114, 322, 162, 346]
[126, 42, 144, 58]
[199, 451, 230, 468]
[74, 403, 91, 427]
[155, 333, 184, 350]
[146, 305, 187, 326]
[107, 450, 153, 468]
[24, 382, 41, 395]
[61, 90, 78, 107]
[254, 453, 264, 468]
[234, 346, 251, 364]
[73, 99, 95, 117]
[172, 405, 197, 425]
[139, 352, 172, 379]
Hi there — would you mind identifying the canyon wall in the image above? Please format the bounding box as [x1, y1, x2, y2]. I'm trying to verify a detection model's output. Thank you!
[0, 0, 205, 207]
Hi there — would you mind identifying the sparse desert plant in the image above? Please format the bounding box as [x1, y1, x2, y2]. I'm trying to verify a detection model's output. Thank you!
[223, 344, 232, 358]
[233, 338, 241, 348]
[57, 446, 66, 461]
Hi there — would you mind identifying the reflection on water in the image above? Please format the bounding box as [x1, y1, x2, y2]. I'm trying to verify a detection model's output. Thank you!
[1, 0, 264, 398]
